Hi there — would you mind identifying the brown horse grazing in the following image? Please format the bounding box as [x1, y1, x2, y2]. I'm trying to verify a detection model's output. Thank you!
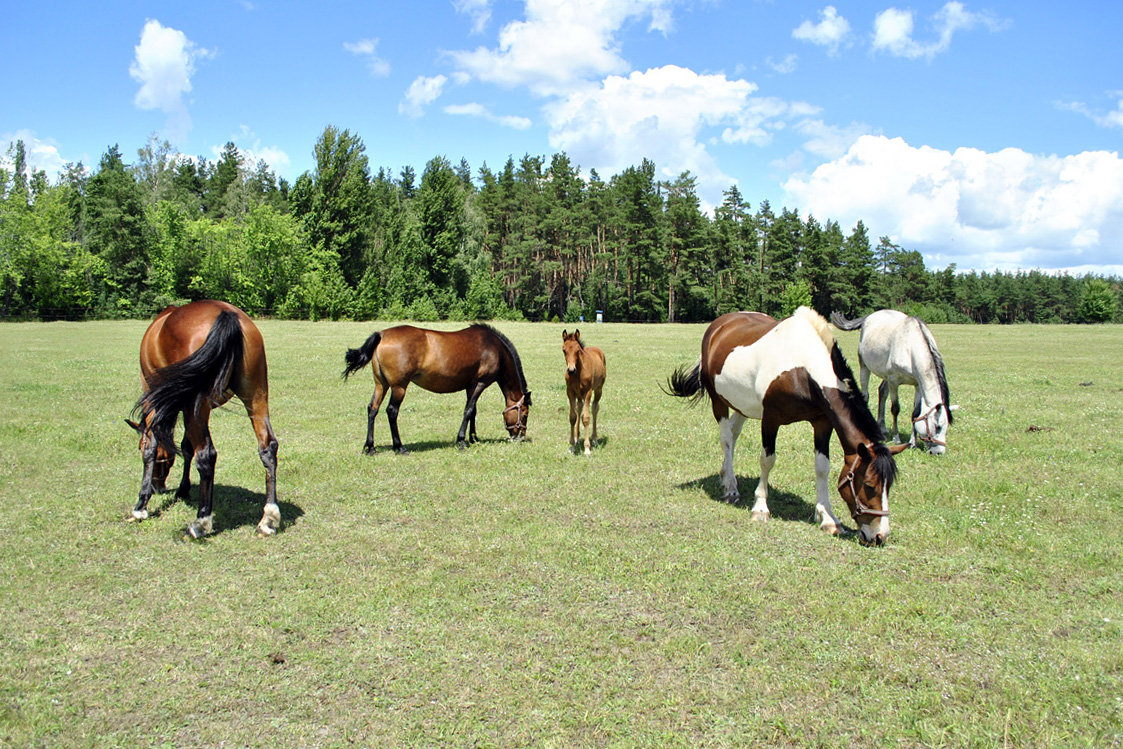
[126, 300, 280, 539]
[666, 307, 907, 546]
[342, 323, 532, 454]
[562, 329, 606, 455]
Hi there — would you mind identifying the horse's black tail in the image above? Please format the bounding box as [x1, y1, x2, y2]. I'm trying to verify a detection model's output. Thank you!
[830, 310, 866, 331]
[342, 331, 381, 380]
[134, 310, 244, 452]
[663, 360, 707, 406]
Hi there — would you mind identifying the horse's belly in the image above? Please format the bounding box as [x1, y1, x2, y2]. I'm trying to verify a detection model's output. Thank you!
[713, 364, 765, 420]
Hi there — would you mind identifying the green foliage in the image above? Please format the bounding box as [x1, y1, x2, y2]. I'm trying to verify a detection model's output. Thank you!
[779, 278, 813, 317]
[1079, 278, 1119, 323]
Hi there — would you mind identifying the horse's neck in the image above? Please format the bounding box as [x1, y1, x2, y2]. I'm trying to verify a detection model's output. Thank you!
[908, 332, 944, 407]
[497, 351, 524, 400]
[819, 387, 878, 453]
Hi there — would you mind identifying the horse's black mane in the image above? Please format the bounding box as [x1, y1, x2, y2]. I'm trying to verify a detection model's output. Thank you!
[827, 341, 898, 487]
[913, 319, 953, 424]
[472, 323, 531, 401]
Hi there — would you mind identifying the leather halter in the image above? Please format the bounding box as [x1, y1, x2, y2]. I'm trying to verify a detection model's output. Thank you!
[838, 469, 889, 521]
[503, 395, 526, 432]
[912, 403, 947, 447]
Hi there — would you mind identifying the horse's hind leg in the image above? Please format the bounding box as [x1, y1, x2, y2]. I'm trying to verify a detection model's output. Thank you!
[888, 383, 902, 443]
[364, 381, 387, 454]
[590, 387, 602, 447]
[184, 411, 216, 539]
[250, 408, 280, 536]
[718, 412, 746, 503]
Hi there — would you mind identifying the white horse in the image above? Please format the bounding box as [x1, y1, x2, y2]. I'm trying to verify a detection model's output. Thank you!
[831, 310, 957, 454]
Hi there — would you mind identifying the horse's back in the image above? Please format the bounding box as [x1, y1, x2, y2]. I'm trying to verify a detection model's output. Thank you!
[375, 324, 494, 393]
[858, 309, 920, 381]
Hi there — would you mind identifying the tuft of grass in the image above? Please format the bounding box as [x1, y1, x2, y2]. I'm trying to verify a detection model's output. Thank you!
[0, 319, 1120, 746]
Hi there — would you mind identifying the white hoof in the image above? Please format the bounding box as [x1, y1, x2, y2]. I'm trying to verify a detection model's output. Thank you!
[127, 509, 148, 522]
[750, 510, 771, 523]
[187, 515, 213, 538]
[256, 504, 281, 536]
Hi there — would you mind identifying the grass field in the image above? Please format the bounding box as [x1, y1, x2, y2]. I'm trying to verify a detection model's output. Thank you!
[1, 317, 1121, 747]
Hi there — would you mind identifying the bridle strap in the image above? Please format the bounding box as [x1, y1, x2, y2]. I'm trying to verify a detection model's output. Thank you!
[912, 403, 947, 447]
[839, 470, 889, 520]
[503, 396, 526, 430]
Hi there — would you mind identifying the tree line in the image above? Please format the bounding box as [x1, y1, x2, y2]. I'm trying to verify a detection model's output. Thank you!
[2, 128, 1119, 324]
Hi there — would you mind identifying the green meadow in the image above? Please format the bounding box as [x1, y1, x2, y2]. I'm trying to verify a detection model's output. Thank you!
[1, 318, 1120, 746]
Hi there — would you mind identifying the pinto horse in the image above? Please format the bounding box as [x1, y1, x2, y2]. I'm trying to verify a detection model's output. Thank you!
[562, 329, 606, 455]
[342, 323, 532, 453]
[666, 307, 907, 546]
[831, 309, 956, 454]
[126, 300, 280, 538]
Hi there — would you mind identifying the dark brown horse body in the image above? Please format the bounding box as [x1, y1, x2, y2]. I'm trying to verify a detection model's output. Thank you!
[562, 329, 606, 455]
[127, 300, 279, 538]
[667, 307, 905, 545]
[343, 324, 531, 453]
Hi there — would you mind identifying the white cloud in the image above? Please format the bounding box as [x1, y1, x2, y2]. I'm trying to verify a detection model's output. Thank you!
[129, 20, 212, 141]
[545, 65, 756, 202]
[1058, 93, 1123, 130]
[454, 0, 493, 34]
[447, 0, 676, 96]
[792, 6, 851, 56]
[344, 37, 390, 77]
[444, 103, 532, 129]
[784, 135, 1123, 271]
[212, 126, 292, 175]
[1, 130, 68, 178]
[399, 75, 449, 117]
[872, 2, 1005, 60]
[766, 54, 799, 74]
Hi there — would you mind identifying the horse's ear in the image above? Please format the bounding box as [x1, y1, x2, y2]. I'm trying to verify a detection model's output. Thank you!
[562, 329, 568, 340]
[888, 442, 909, 455]
[125, 418, 142, 434]
[525, 391, 532, 406]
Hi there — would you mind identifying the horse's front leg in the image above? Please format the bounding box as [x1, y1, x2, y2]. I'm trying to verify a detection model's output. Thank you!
[812, 420, 842, 535]
[457, 382, 488, 449]
[750, 418, 775, 521]
[129, 441, 159, 522]
[250, 407, 280, 537]
[718, 413, 746, 503]
[888, 383, 902, 443]
[581, 391, 593, 455]
[176, 432, 193, 500]
[568, 390, 579, 451]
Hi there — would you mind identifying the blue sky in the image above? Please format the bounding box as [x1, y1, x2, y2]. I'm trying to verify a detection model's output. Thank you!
[4, 1, 1122, 274]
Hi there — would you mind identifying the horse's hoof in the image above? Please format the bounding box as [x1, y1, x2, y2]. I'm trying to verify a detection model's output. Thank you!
[362, 444, 376, 455]
[256, 524, 277, 538]
[456, 441, 468, 451]
[750, 510, 771, 523]
[126, 509, 147, 523]
[819, 521, 841, 535]
[583, 448, 591, 456]
[186, 516, 213, 538]
[395, 447, 410, 455]
[722, 492, 740, 504]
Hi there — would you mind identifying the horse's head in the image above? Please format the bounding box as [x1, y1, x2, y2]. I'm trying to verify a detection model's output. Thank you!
[125, 417, 175, 491]
[913, 403, 955, 455]
[562, 329, 583, 375]
[503, 391, 531, 439]
[838, 442, 907, 546]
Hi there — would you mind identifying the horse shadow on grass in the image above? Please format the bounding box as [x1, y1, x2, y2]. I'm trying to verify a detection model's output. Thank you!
[677, 473, 864, 541]
[153, 485, 304, 539]
[365, 435, 530, 455]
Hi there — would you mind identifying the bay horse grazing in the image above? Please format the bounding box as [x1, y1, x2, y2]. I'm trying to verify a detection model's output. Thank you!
[831, 309, 957, 455]
[562, 329, 606, 455]
[342, 324, 532, 453]
[666, 307, 907, 546]
[126, 300, 280, 538]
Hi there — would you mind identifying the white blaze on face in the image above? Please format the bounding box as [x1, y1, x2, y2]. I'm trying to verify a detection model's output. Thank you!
[713, 309, 840, 418]
[860, 486, 891, 544]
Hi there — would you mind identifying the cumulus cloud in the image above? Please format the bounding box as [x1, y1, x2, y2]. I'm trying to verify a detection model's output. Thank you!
[211, 125, 292, 175]
[545, 65, 758, 200]
[444, 103, 532, 129]
[1, 130, 68, 178]
[344, 38, 391, 77]
[792, 6, 851, 56]
[784, 135, 1123, 271]
[872, 2, 1005, 60]
[447, 0, 675, 96]
[129, 20, 212, 140]
[399, 75, 449, 117]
